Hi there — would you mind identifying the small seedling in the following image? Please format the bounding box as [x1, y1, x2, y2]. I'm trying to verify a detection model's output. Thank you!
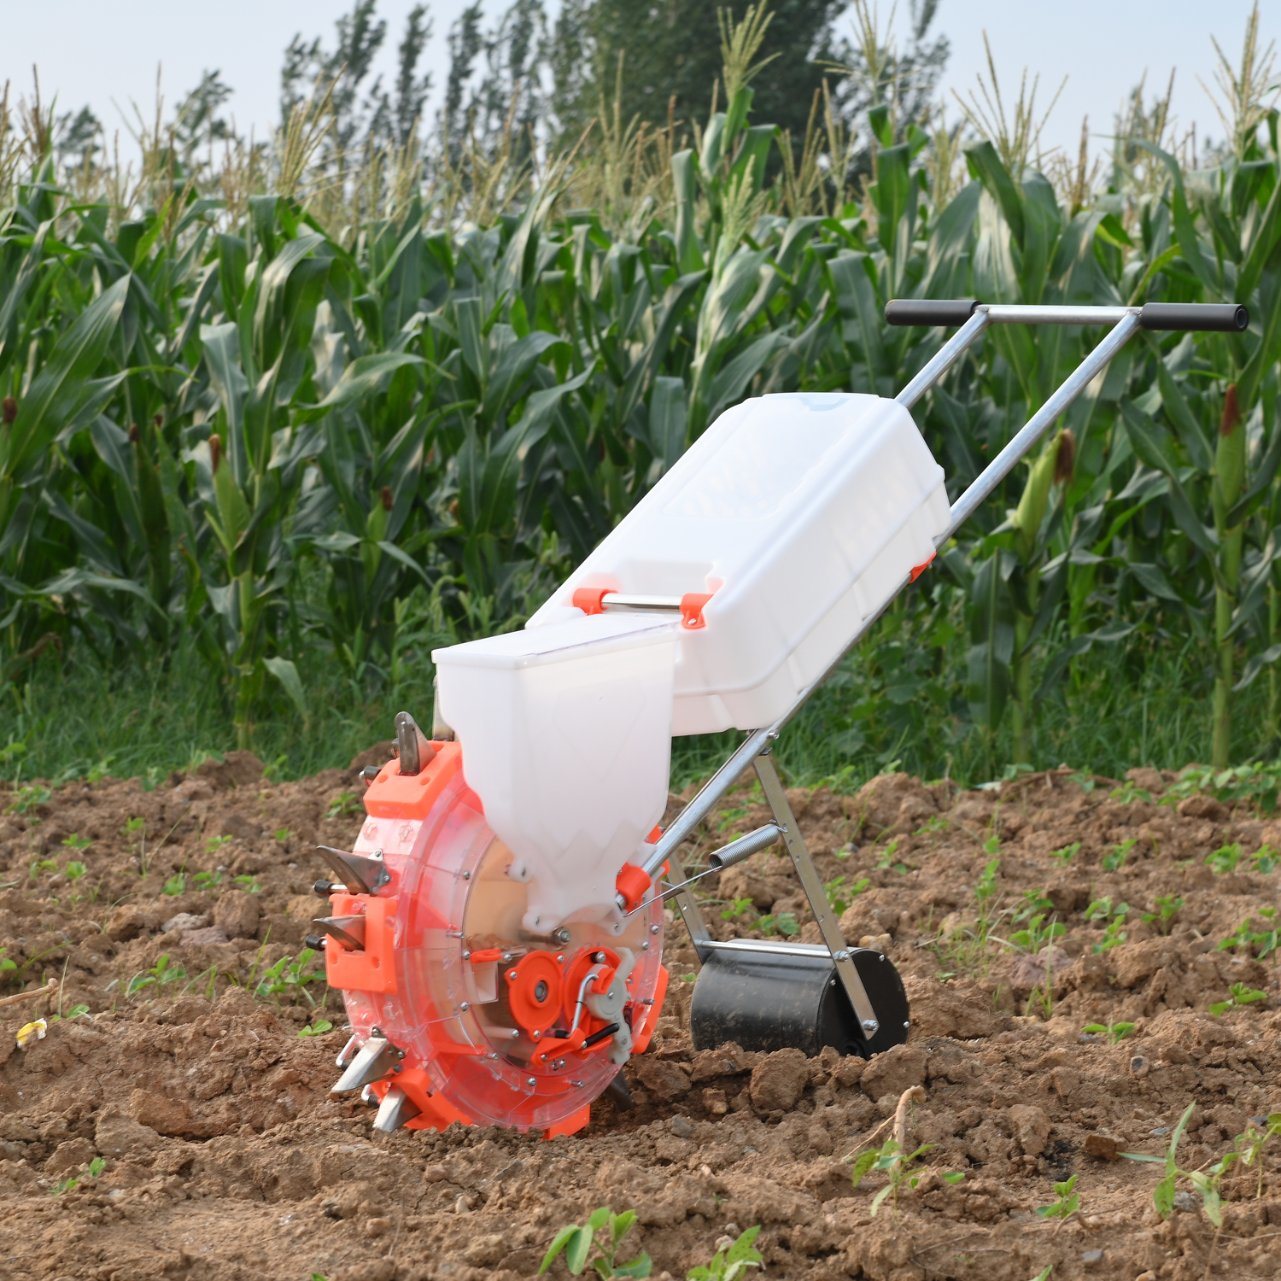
[1101, 838, 1136, 872]
[1109, 780, 1153, 804]
[255, 949, 326, 1004]
[687, 1226, 763, 1281]
[1142, 895, 1183, 933]
[1013, 889, 1055, 923]
[1208, 983, 1268, 1016]
[1122, 1102, 1227, 1226]
[64, 861, 87, 881]
[1253, 844, 1278, 874]
[1049, 842, 1080, 863]
[124, 816, 145, 836]
[61, 833, 91, 851]
[539, 1207, 651, 1278]
[876, 835, 908, 874]
[0, 949, 16, 976]
[1206, 843, 1243, 875]
[1006, 913, 1065, 955]
[233, 874, 261, 893]
[326, 791, 362, 819]
[1082, 1021, 1136, 1044]
[274, 827, 292, 842]
[757, 911, 800, 938]
[51, 1157, 106, 1195]
[7, 784, 51, 814]
[851, 1138, 934, 1216]
[191, 870, 224, 890]
[51, 1003, 90, 1022]
[205, 834, 233, 853]
[298, 1019, 335, 1037]
[1218, 907, 1279, 961]
[1035, 1174, 1080, 1220]
[720, 897, 754, 923]
[126, 954, 187, 997]
[825, 873, 870, 915]
[163, 871, 186, 896]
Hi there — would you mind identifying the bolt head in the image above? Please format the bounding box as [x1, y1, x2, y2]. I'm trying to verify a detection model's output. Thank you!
[861, 1018, 878, 1034]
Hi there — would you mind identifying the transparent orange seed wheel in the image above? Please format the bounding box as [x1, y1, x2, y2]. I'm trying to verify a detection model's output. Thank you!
[319, 742, 667, 1136]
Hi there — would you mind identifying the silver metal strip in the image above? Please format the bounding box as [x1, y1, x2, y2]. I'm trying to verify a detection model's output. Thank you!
[753, 753, 880, 1035]
[984, 304, 1137, 325]
[700, 938, 834, 960]
[895, 308, 990, 410]
[639, 726, 776, 882]
[945, 311, 1141, 538]
[597, 593, 684, 611]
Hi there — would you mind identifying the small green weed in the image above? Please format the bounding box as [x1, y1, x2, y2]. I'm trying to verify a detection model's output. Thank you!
[1208, 982, 1268, 1016]
[255, 949, 326, 1004]
[52, 1156, 106, 1194]
[687, 1226, 763, 1281]
[757, 911, 800, 938]
[1218, 907, 1279, 960]
[126, 954, 187, 996]
[1101, 838, 1137, 872]
[298, 1018, 335, 1037]
[64, 860, 87, 881]
[1206, 843, 1243, 875]
[1049, 842, 1080, 863]
[720, 897, 754, 923]
[1006, 914, 1065, 955]
[1142, 895, 1183, 933]
[1253, 844, 1278, 873]
[851, 1138, 933, 1216]
[61, 832, 91, 851]
[1082, 1020, 1136, 1044]
[538, 1206, 651, 1277]
[7, 784, 51, 814]
[326, 791, 362, 819]
[1035, 1173, 1080, 1219]
[824, 874, 870, 915]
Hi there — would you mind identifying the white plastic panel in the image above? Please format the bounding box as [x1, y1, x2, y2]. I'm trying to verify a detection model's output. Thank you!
[529, 393, 949, 733]
[432, 614, 676, 932]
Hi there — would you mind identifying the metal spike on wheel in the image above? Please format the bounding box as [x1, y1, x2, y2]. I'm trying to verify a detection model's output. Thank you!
[332, 1035, 400, 1094]
[373, 1086, 421, 1133]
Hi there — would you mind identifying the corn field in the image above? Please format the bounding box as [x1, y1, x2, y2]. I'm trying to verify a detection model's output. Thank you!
[2, 16, 1281, 775]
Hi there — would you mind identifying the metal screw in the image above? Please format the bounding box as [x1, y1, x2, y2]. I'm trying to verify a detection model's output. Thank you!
[533, 980, 549, 1002]
[903, 1021, 911, 1030]
[861, 1018, 878, 1034]
[507, 970, 518, 981]
[462, 950, 471, 960]
[832, 949, 850, 961]
[458, 1001, 470, 1012]
[641, 941, 649, 950]
[461, 870, 471, 880]
[526, 1077, 536, 1087]
[649, 924, 660, 935]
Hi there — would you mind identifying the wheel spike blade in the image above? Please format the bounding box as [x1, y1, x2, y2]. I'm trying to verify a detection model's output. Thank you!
[372, 1085, 420, 1133]
[315, 845, 389, 895]
[313, 914, 367, 950]
[331, 1035, 398, 1094]
[394, 711, 434, 776]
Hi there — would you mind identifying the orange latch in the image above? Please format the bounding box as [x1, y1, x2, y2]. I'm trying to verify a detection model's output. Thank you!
[679, 592, 713, 629]
[909, 553, 935, 583]
[614, 862, 652, 912]
[571, 587, 611, 615]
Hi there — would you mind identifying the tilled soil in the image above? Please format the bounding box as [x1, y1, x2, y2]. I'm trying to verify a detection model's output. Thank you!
[1, 753, 1279, 1281]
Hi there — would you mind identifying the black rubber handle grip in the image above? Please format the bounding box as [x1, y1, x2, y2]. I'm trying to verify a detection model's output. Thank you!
[884, 298, 981, 327]
[1139, 302, 1249, 333]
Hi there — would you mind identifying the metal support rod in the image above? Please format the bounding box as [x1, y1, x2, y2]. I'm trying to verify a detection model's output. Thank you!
[753, 753, 880, 1034]
[895, 308, 990, 410]
[592, 593, 683, 612]
[945, 311, 1141, 539]
[639, 726, 776, 881]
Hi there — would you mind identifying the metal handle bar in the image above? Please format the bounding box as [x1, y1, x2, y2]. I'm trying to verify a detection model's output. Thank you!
[639, 297, 1248, 886]
[886, 298, 1249, 333]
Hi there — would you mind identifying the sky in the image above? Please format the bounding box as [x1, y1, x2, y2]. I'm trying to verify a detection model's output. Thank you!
[2, 1, 1277, 162]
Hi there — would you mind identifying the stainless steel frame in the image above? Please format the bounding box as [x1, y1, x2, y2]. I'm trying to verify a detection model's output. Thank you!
[642, 303, 1151, 1024]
